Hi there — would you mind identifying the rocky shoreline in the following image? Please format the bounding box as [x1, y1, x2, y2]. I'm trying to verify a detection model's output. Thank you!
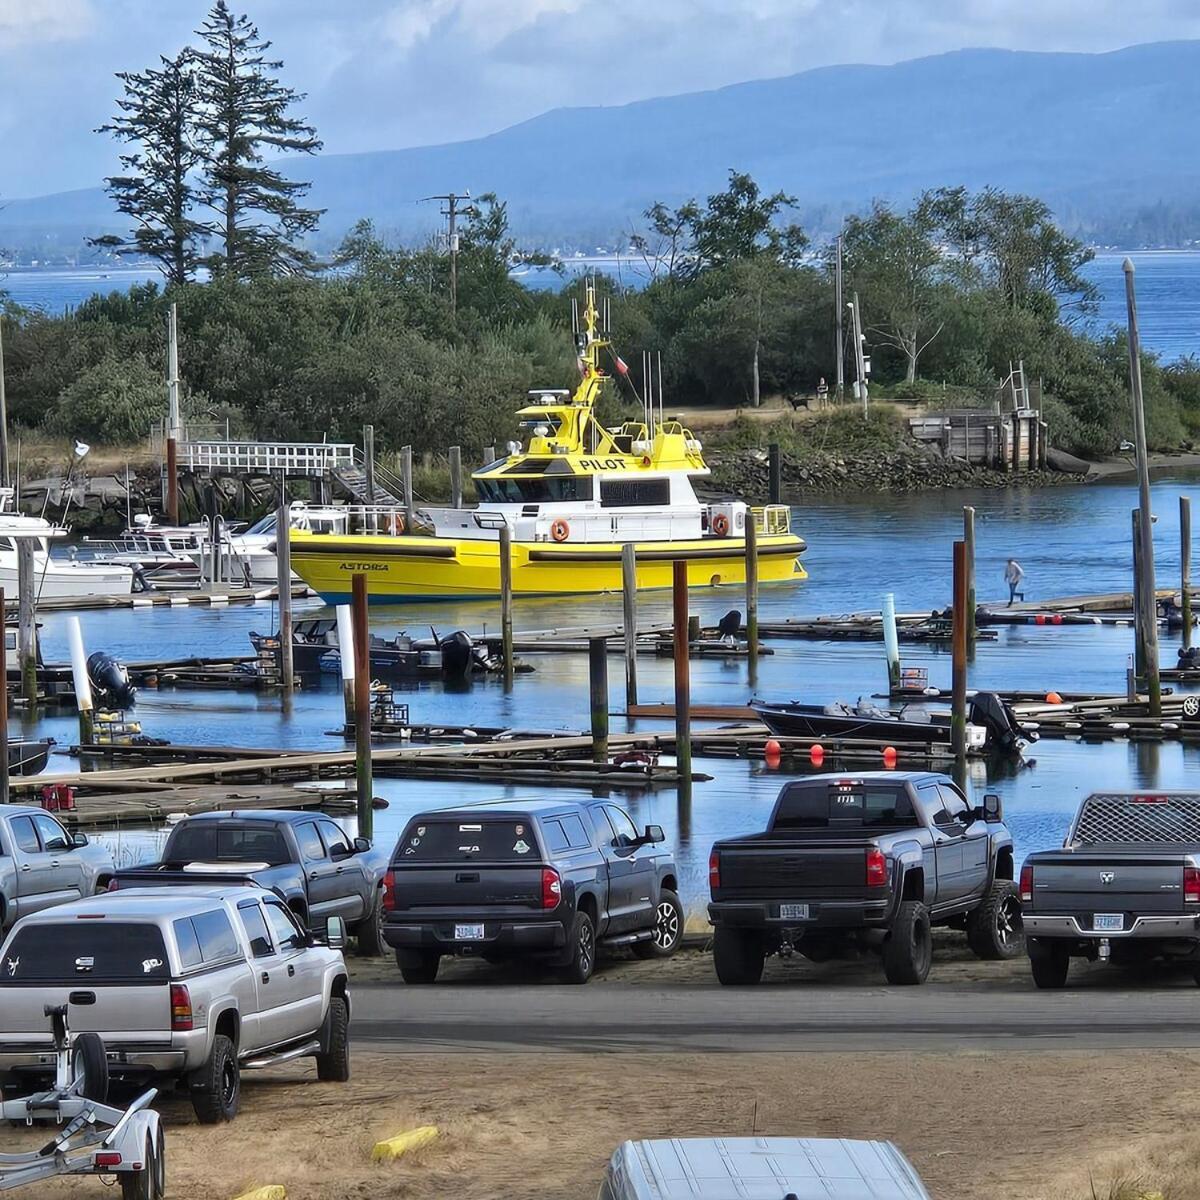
[704, 445, 1087, 498]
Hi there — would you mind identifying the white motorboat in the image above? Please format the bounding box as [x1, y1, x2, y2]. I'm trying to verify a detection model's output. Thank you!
[222, 503, 351, 584]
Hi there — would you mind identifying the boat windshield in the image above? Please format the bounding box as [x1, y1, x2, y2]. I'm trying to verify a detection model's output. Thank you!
[244, 514, 277, 536]
[475, 477, 591, 504]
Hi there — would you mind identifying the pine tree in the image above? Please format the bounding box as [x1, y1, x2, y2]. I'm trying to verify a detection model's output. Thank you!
[95, 52, 208, 285]
[193, 1, 323, 277]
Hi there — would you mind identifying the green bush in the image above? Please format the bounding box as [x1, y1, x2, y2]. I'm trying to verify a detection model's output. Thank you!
[52, 354, 163, 443]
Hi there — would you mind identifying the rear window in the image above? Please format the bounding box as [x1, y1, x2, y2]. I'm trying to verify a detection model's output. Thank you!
[773, 784, 916, 830]
[398, 818, 539, 862]
[0, 923, 170, 984]
[165, 823, 289, 866]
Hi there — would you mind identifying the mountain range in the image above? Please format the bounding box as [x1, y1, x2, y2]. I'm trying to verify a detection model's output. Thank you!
[4, 39, 1200, 256]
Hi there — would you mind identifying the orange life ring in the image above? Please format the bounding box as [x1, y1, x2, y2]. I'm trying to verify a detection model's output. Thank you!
[389, 512, 406, 536]
[712, 512, 730, 537]
[550, 519, 570, 543]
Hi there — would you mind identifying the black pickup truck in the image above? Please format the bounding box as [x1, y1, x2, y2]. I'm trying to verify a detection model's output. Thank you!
[381, 798, 682, 984]
[708, 772, 1020, 985]
[110, 810, 392, 954]
[1022, 790, 1200, 988]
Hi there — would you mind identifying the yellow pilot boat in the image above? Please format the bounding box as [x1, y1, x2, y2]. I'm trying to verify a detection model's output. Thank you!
[289, 286, 807, 604]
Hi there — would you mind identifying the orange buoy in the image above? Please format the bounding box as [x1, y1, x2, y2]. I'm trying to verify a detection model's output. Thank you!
[764, 738, 781, 767]
[882, 745, 898, 767]
[550, 518, 570, 543]
[1034, 614, 1046, 625]
[809, 743, 825, 766]
[712, 512, 731, 537]
[1046, 691, 1063, 705]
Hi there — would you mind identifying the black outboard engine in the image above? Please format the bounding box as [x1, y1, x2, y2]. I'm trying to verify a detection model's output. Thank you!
[439, 630, 475, 680]
[86, 651, 136, 709]
[968, 691, 1033, 755]
[1179, 645, 1200, 668]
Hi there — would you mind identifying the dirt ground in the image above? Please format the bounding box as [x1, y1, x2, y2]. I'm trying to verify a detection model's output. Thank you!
[26, 1046, 1200, 1200]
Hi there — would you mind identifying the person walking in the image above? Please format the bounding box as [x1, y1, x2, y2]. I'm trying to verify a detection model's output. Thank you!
[1005, 558, 1025, 607]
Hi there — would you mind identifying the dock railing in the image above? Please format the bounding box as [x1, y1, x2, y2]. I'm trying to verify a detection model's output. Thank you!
[178, 441, 358, 476]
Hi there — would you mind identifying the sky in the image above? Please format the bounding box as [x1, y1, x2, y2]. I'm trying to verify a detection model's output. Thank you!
[4, 0, 1200, 199]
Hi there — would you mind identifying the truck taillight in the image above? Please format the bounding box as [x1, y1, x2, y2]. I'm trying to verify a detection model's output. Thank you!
[1185, 867, 1200, 904]
[541, 868, 562, 909]
[382, 870, 396, 912]
[1020, 864, 1033, 902]
[708, 850, 720, 891]
[170, 983, 193, 1031]
[865, 848, 887, 887]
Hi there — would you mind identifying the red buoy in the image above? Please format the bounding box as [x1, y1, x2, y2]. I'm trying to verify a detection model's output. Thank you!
[1035, 614, 1047, 625]
[810, 743, 825, 766]
[882, 745, 898, 767]
[764, 738, 782, 761]
[1046, 691, 1063, 705]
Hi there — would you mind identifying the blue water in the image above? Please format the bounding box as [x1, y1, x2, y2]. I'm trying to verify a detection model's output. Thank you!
[11, 471, 1200, 909]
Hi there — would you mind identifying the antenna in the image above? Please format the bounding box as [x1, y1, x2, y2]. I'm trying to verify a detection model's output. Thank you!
[571, 297, 579, 335]
[657, 350, 664, 428]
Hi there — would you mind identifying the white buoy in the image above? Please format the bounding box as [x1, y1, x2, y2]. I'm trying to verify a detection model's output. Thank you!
[335, 603, 356, 726]
[882, 593, 901, 693]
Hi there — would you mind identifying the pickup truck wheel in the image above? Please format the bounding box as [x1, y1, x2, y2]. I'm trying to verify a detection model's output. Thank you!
[71, 1032, 109, 1104]
[190, 1034, 240, 1124]
[883, 901, 932, 985]
[967, 881, 1025, 960]
[1028, 938, 1070, 989]
[634, 890, 684, 959]
[316, 996, 351, 1082]
[356, 888, 386, 957]
[396, 949, 440, 984]
[712, 927, 765, 985]
[560, 911, 596, 984]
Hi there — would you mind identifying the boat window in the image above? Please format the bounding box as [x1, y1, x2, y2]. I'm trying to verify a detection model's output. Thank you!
[599, 478, 670, 507]
[476, 477, 589, 504]
[0, 538, 13, 553]
[243, 515, 277, 536]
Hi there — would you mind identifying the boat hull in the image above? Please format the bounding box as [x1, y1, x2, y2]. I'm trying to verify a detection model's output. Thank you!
[289, 532, 807, 603]
[752, 703, 954, 744]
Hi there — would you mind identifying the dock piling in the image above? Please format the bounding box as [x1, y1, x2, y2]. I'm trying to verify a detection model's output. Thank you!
[166, 302, 180, 525]
[66, 616, 94, 745]
[951, 541, 968, 762]
[16, 539, 36, 712]
[1182, 496, 1192, 651]
[401, 444, 414, 522]
[882, 592, 901, 693]
[768, 443, 781, 505]
[963, 506, 976, 645]
[1132, 510, 1146, 679]
[449, 445, 463, 509]
[499, 523, 514, 691]
[275, 485, 294, 695]
[363, 424, 376, 506]
[335, 603, 355, 727]
[351, 573, 373, 841]
[0, 588, 8, 804]
[209, 486, 220, 584]
[621, 544, 638, 707]
[745, 514, 759, 683]
[672, 561, 692, 791]
[589, 637, 609, 763]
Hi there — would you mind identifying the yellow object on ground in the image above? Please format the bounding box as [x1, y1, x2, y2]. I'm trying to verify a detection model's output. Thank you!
[232, 1187, 286, 1200]
[371, 1125, 440, 1162]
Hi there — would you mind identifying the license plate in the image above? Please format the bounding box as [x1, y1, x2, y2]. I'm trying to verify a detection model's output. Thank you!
[455, 923, 485, 940]
[1093, 913, 1124, 932]
[780, 904, 810, 920]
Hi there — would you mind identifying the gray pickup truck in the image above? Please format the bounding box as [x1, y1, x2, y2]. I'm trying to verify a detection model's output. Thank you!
[0, 805, 114, 927]
[1022, 790, 1200, 987]
[111, 810, 390, 954]
[0, 885, 351, 1123]
[708, 772, 1020, 985]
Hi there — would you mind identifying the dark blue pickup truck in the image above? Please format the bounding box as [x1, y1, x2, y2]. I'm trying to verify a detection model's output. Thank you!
[381, 798, 682, 984]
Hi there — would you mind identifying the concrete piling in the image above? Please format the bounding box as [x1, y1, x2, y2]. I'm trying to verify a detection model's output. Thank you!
[882, 592, 901, 694]
[336, 603, 356, 728]
[66, 616, 94, 745]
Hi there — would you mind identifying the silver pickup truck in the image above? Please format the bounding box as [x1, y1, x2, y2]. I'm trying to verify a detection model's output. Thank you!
[0, 885, 351, 1123]
[0, 805, 114, 927]
[1022, 790, 1200, 987]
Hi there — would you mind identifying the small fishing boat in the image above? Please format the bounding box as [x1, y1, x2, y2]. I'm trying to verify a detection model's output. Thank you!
[9, 738, 53, 775]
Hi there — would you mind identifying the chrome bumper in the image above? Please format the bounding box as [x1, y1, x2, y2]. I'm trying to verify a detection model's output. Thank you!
[0, 1042, 188, 1076]
[1025, 914, 1200, 939]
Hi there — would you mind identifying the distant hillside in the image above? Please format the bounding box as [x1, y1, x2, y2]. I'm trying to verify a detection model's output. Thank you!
[6, 40, 1200, 256]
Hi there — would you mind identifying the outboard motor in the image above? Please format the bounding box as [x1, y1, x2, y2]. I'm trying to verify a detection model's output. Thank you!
[968, 691, 1033, 755]
[1179, 645, 1200, 668]
[86, 651, 136, 710]
[439, 630, 475, 680]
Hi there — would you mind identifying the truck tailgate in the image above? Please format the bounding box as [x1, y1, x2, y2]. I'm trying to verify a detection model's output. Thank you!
[391, 863, 547, 914]
[1028, 854, 1190, 913]
[0, 984, 172, 1038]
[717, 841, 873, 899]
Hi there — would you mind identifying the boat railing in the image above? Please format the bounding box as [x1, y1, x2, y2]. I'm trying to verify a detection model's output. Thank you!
[751, 505, 792, 535]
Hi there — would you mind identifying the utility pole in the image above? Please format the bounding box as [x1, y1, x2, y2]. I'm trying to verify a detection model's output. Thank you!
[0, 312, 9, 489]
[422, 190, 470, 314]
[834, 233, 844, 403]
[849, 294, 868, 418]
[166, 303, 181, 525]
[1124, 258, 1161, 716]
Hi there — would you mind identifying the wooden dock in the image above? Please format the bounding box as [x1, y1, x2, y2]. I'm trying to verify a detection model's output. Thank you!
[2, 582, 309, 614]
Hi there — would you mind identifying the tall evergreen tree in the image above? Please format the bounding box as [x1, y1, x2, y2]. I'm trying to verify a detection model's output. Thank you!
[193, 1, 323, 277]
[95, 52, 207, 285]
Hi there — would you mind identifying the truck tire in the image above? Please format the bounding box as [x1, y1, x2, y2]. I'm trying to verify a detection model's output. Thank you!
[634, 889, 684, 959]
[966, 880, 1024, 960]
[71, 1032, 109, 1104]
[190, 1034, 240, 1124]
[315, 995, 351, 1082]
[560, 910, 596, 984]
[396, 949, 440, 985]
[883, 901, 932, 985]
[356, 888, 386, 957]
[1028, 938, 1070, 989]
[712, 927, 765, 985]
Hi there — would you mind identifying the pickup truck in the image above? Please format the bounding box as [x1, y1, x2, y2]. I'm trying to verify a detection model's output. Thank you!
[707, 771, 1020, 985]
[0, 805, 114, 928]
[382, 798, 682, 984]
[0, 885, 351, 1123]
[1021, 790, 1200, 988]
[110, 810, 391, 954]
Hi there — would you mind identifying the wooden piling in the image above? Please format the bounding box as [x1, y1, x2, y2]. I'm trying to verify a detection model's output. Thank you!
[963, 505, 976, 643]
[951, 540, 968, 761]
[745, 513, 759, 680]
[1132, 510, 1146, 679]
[499, 523, 514, 691]
[351, 573, 373, 841]
[621, 543, 638, 707]
[0, 588, 9, 804]
[363, 424, 376, 505]
[275, 488, 294, 694]
[1182, 496, 1193, 651]
[672, 561, 692, 786]
[401, 444, 414, 519]
[16, 539, 36, 712]
[589, 637, 609, 763]
[768, 443, 781, 504]
[166, 302, 180, 525]
[449, 445, 463, 508]
[687, 614, 701, 642]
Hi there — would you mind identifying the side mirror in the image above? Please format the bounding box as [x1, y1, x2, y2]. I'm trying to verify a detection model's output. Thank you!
[72, 833, 89, 848]
[982, 793, 1003, 822]
[353, 836, 371, 853]
[643, 825, 665, 845]
[325, 916, 346, 951]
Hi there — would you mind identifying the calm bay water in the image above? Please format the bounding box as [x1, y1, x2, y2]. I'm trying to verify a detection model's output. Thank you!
[18, 471, 1200, 908]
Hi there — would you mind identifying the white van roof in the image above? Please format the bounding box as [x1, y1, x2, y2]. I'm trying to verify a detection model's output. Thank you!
[609, 1138, 932, 1200]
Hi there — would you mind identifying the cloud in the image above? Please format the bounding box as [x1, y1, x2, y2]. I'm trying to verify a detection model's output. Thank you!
[0, 0, 92, 49]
